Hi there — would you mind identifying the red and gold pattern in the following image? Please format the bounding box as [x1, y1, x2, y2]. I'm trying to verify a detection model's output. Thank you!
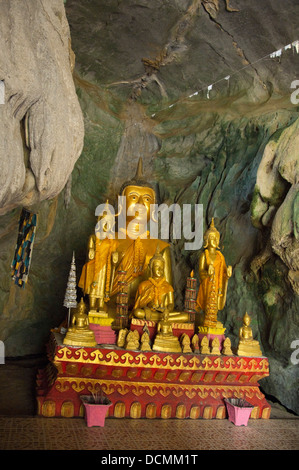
[36, 332, 271, 420]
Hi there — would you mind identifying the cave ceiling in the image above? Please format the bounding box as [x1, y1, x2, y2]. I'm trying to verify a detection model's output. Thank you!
[65, 0, 299, 114]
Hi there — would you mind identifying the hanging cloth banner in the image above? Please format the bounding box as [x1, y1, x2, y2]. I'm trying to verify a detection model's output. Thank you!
[11, 208, 37, 288]
[207, 84, 213, 99]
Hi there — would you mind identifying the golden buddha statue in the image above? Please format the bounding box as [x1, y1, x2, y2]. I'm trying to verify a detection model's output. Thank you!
[237, 312, 263, 357]
[196, 218, 232, 328]
[63, 298, 97, 347]
[140, 330, 151, 351]
[78, 158, 171, 317]
[222, 337, 233, 355]
[78, 200, 118, 316]
[200, 336, 210, 354]
[191, 334, 200, 353]
[125, 329, 140, 350]
[181, 333, 192, 353]
[152, 309, 182, 353]
[132, 247, 190, 322]
[211, 337, 221, 355]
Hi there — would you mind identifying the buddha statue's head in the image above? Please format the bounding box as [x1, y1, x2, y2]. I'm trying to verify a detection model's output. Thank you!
[76, 298, 87, 316]
[203, 218, 220, 249]
[243, 312, 251, 326]
[149, 246, 165, 279]
[96, 199, 115, 239]
[162, 309, 170, 321]
[118, 158, 156, 226]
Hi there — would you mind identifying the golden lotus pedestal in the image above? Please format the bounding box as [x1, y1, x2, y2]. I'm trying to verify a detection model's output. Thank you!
[36, 331, 271, 420]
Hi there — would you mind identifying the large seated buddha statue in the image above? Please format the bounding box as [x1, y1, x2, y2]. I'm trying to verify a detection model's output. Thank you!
[78, 158, 172, 318]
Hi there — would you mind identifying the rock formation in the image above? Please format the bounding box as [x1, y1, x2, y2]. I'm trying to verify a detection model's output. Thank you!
[0, 0, 84, 214]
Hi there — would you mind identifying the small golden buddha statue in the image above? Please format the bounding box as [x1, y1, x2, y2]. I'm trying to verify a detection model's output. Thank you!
[152, 309, 182, 353]
[237, 312, 263, 357]
[125, 329, 140, 350]
[133, 247, 190, 323]
[211, 337, 221, 355]
[140, 330, 151, 351]
[63, 298, 97, 347]
[222, 337, 233, 355]
[191, 334, 200, 353]
[196, 218, 232, 328]
[181, 333, 192, 353]
[200, 336, 210, 355]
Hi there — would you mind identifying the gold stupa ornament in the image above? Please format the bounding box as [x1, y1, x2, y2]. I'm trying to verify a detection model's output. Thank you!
[196, 218, 232, 329]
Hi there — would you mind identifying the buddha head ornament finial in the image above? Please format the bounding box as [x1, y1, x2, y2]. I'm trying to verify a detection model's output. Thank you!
[203, 218, 220, 249]
[119, 157, 155, 196]
[149, 244, 164, 275]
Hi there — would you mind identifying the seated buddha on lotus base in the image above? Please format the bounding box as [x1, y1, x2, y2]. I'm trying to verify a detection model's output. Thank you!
[63, 299, 97, 348]
[237, 312, 263, 357]
[152, 310, 182, 353]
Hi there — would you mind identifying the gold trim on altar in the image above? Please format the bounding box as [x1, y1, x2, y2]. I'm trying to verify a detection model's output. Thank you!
[54, 376, 266, 401]
[53, 346, 269, 374]
[198, 325, 226, 335]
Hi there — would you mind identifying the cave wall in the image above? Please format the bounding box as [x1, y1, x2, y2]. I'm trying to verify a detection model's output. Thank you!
[0, 0, 298, 415]
[0, 0, 84, 215]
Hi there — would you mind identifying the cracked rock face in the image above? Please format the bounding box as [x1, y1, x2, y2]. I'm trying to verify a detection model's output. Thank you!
[251, 117, 299, 294]
[0, 0, 84, 215]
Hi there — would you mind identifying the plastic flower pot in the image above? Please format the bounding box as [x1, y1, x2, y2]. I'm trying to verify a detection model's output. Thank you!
[80, 395, 112, 427]
[224, 398, 254, 426]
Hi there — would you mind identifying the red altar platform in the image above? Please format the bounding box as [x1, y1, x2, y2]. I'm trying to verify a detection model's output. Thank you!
[36, 332, 271, 420]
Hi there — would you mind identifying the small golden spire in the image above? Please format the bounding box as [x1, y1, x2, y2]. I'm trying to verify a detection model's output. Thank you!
[135, 157, 144, 179]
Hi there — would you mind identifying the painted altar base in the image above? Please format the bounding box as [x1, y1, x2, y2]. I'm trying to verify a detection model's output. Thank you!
[36, 331, 271, 420]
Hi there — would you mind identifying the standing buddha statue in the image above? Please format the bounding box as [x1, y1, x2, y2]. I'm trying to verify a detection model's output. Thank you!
[78, 200, 118, 316]
[196, 218, 232, 328]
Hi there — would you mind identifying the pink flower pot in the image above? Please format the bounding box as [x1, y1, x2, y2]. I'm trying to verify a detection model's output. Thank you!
[224, 398, 254, 426]
[80, 396, 112, 427]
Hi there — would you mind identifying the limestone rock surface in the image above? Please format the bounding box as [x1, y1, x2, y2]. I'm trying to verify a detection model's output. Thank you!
[0, 0, 84, 215]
